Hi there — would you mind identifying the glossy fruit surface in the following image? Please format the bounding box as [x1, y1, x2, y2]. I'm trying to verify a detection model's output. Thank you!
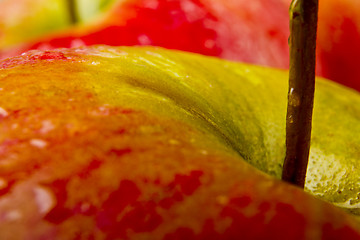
[1, 0, 360, 92]
[1, 46, 360, 239]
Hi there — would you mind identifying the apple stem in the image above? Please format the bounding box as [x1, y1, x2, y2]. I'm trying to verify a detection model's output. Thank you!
[282, 0, 319, 188]
[66, 0, 78, 24]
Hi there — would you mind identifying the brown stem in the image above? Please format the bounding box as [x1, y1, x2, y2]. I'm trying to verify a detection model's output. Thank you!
[66, 0, 78, 25]
[282, 0, 319, 188]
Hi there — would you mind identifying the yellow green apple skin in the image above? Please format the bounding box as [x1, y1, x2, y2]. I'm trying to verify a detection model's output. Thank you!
[1, 46, 360, 239]
[0, 0, 116, 50]
[0, 0, 71, 48]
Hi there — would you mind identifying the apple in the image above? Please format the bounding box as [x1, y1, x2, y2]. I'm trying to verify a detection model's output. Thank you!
[0, 0, 291, 67]
[316, 0, 360, 92]
[1, 45, 360, 238]
[0, 0, 116, 50]
[0, 0, 71, 49]
[1, 0, 360, 92]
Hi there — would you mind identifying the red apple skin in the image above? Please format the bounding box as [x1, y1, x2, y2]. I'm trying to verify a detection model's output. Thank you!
[84, 0, 290, 67]
[316, 0, 360, 92]
[1, 47, 360, 239]
[1, 0, 291, 71]
[2, 0, 360, 92]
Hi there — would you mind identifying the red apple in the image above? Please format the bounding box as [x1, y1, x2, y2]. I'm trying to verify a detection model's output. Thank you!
[0, 0, 290, 68]
[316, 0, 360, 91]
[1, 45, 360, 239]
[1, 0, 360, 92]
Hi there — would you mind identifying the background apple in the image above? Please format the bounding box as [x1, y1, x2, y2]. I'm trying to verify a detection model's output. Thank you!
[1, 46, 360, 239]
[0, 0, 116, 49]
[0, 0, 71, 49]
[1, 0, 360, 92]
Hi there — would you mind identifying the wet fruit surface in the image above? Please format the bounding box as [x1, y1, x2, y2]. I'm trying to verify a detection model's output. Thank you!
[1, 46, 360, 239]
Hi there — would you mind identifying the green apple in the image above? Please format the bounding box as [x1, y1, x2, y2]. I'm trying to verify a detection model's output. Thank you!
[0, 0, 116, 50]
[0, 0, 70, 48]
[0, 45, 359, 239]
[75, 0, 117, 22]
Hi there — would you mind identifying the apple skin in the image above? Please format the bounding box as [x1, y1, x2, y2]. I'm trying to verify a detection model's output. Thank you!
[0, 0, 117, 49]
[1, 0, 360, 92]
[0, 0, 290, 68]
[316, 0, 360, 92]
[1, 46, 360, 239]
[0, 0, 71, 48]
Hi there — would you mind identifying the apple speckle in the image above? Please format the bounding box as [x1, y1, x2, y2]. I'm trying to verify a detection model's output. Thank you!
[69, 39, 86, 48]
[204, 39, 216, 49]
[33, 186, 55, 215]
[29, 139, 48, 148]
[91, 106, 110, 116]
[216, 195, 229, 206]
[0, 107, 8, 118]
[169, 139, 180, 145]
[0, 179, 8, 190]
[138, 34, 152, 45]
[43, 180, 73, 224]
[79, 202, 91, 213]
[200, 150, 208, 155]
[39, 120, 55, 134]
[3, 210, 22, 222]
